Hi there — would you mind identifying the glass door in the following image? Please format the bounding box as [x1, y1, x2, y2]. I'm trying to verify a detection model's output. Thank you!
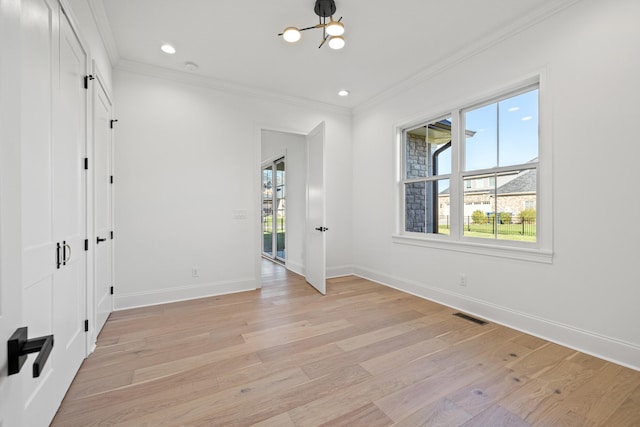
[262, 157, 286, 262]
[262, 165, 274, 258]
[275, 159, 286, 261]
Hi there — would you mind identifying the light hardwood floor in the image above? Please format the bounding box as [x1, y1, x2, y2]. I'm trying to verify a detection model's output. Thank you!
[52, 261, 640, 426]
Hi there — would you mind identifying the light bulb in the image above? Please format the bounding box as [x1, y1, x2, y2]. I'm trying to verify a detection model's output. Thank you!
[328, 36, 345, 50]
[282, 27, 301, 43]
[326, 20, 344, 36]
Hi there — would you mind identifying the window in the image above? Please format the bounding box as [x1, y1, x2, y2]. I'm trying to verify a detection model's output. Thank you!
[404, 117, 452, 235]
[463, 87, 538, 242]
[397, 82, 549, 261]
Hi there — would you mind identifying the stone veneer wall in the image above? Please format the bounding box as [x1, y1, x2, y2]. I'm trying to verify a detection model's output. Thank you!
[405, 133, 427, 232]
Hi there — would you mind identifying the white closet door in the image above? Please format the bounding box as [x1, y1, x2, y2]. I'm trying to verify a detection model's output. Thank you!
[52, 3, 88, 396]
[21, 1, 87, 425]
[94, 75, 114, 335]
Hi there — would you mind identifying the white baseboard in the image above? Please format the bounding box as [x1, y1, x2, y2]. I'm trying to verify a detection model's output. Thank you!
[327, 264, 354, 279]
[114, 278, 257, 311]
[285, 260, 305, 276]
[352, 265, 640, 372]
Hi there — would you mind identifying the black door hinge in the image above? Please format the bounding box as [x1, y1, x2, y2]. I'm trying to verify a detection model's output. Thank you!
[110, 119, 118, 129]
[110, 231, 114, 239]
[110, 286, 114, 295]
[84, 319, 89, 332]
[83, 157, 88, 170]
[110, 175, 113, 184]
[84, 239, 89, 251]
[83, 75, 94, 89]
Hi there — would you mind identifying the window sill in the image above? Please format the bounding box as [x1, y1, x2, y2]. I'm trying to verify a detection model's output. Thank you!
[391, 234, 553, 264]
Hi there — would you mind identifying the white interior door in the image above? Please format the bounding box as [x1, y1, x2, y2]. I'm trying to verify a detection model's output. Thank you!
[94, 74, 114, 335]
[304, 122, 327, 295]
[21, 2, 87, 425]
[0, 0, 25, 424]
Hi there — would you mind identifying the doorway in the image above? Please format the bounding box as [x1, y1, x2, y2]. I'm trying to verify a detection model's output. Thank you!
[262, 157, 286, 263]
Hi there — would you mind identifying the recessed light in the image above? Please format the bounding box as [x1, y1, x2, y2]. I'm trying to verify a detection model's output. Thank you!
[161, 44, 176, 54]
[184, 62, 199, 71]
[522, 116, 533, 121]
[338, 89, 350, 97]
[508, 107, 520, 112]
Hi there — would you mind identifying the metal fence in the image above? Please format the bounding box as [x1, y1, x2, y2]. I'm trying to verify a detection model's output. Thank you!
[438, 215, 536, 237]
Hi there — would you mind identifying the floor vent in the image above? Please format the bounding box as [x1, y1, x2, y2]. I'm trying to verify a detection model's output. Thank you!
[453, 312, 488, 325]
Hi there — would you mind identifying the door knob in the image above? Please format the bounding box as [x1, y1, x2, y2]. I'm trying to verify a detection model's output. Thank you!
[97, 237, 107, 244]
[7, 327, 54, 378]
[314, 227, 329, 232]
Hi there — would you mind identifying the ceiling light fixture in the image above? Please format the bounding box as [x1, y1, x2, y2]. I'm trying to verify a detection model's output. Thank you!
[161, 44, 176, 54]
[338, 89, 350, 97]
[278, 0, 345, 50]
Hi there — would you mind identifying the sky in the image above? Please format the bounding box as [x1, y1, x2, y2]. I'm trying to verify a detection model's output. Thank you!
[464, 88, 539, 171]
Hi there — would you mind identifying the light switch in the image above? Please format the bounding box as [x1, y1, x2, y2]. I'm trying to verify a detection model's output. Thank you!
[233, 209, 247, 220]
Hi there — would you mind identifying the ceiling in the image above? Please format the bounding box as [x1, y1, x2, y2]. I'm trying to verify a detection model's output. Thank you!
[97, 0, 570, 109]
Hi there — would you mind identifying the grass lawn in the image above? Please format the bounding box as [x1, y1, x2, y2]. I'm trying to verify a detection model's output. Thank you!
[438, 223, 536, 242]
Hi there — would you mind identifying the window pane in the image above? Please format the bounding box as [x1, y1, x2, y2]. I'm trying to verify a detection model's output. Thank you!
[406, 118, 452, 179]
[436, 179, 451, 235]
[405, 182, 425, 232]
[499, 89, 538, 167]
[275, 161, 286, 258]
[496, 168, 537, 242]
[405, 179, 450, 234]
[262, 167, 273, 256]
[465, 104, 497, 171]
[463, 174, 495, 239]
[463, 169, 537, 241]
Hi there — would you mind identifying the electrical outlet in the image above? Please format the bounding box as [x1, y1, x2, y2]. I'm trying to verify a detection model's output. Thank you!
[192, 268, 199, 278]
[459, 273, 467, 287]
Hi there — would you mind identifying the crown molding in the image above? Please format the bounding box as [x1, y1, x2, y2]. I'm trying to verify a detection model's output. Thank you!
[353, 0, 583, 116]
[87, 0, 120, 65]
[114, 59, 353, 117]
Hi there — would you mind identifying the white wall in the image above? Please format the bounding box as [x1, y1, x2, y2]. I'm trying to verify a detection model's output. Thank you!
[261, 130, 307, 275]
[351, 0, 640, 369]
[113, 67, 353, 309]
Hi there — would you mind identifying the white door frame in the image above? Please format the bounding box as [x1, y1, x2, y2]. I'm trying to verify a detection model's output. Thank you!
[90, 64, 114, 347]
[0, 1, 25, 424]
[254, 125, 307, 288]
[254, 123, 326, 292]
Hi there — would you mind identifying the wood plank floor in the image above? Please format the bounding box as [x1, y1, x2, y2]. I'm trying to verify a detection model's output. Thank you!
[52, 261, 640, 426]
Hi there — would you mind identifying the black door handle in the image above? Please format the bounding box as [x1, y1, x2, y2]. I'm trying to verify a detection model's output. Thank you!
[56, 242, 62, 269]
[97, 237, 107, 244]
[62, 241, 70, 265]
[314, 227, 329, 232]
[7, 327, 54, 378]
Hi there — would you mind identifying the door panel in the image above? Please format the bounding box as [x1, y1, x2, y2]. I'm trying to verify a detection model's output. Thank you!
[21, 2, 87, 425]
[94, 76, 113, 334]
[51, 5, 87, 395]
[21, 0, 60, 423]
[305, 123, 326, 295]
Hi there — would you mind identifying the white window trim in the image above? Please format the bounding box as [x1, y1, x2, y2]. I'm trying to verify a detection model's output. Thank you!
[393, 72, 553, 263]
